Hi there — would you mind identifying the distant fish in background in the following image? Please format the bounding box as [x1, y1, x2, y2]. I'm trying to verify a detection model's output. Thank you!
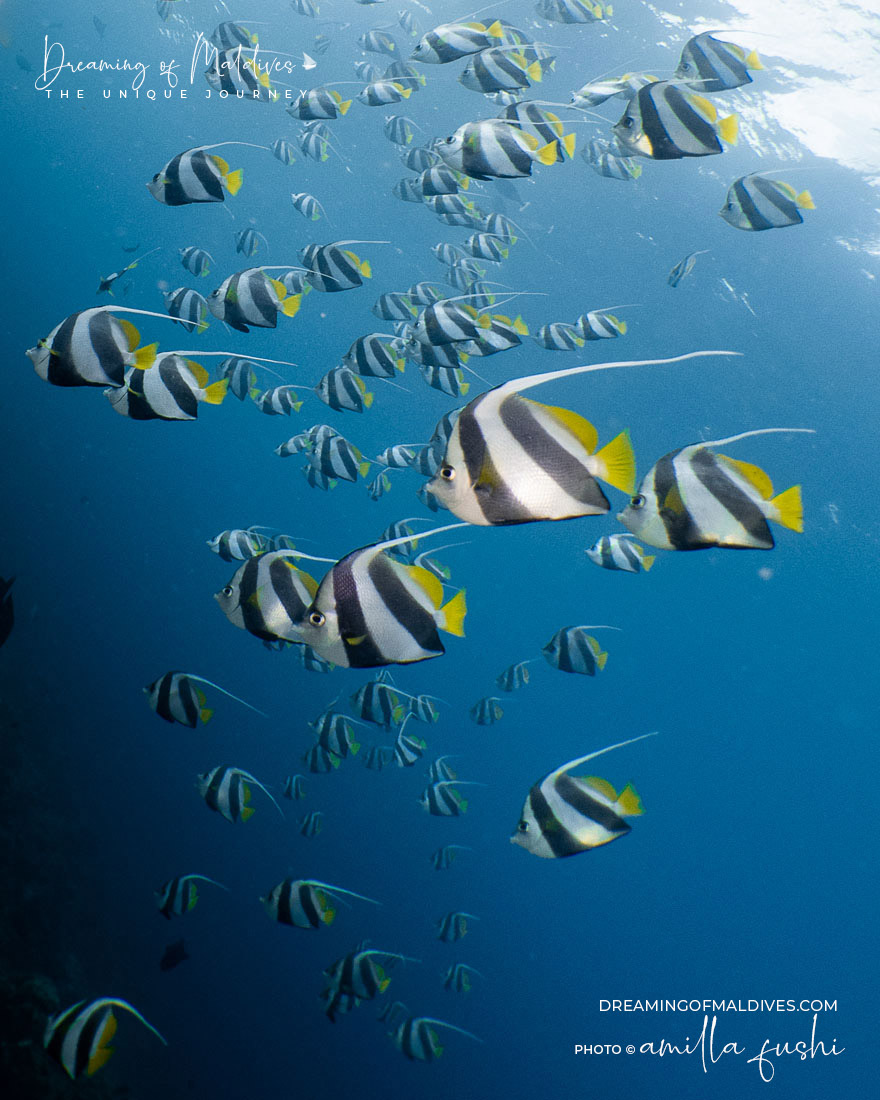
[435, 910, 478, 943]
[197, 765, 283, 823]
[585, 533, 655, 573]
[97, 247, 161, 295]
[179, 245, 214, 276]
[44, 998, 167, 1079]
[495, 659, 534, 691]
[668, 250, 708, 287]
[155, 874, 229, 919]
[429, 844, 471, 870]
[206, 527, 267, 561]
[511, 733, 655, 858]
[719, 174, 815, 231]
[283, 774, 306, 800]
[145, 670, 266, 726]
[443, 962, 483, 993]
[0, 577, 14, 649]
[16, 53, 33, 72]
[469, 696, 503, 725]
[390, 1015, 483, 1061]
[537, 0, 613, 24]
[159, 938, 189, 971]
[299, 809, 325, 836]
[260, 878, 379, 928]
[93, 16, 107, 38]
[618, 428, 812, 550]
[542, 625, 616, 675]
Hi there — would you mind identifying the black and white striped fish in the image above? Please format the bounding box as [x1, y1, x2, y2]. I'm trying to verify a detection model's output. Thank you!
[299, 644, 334, 673]
[291, 191, 327, 221]
[207, 268, 301, 332]
[583, 139, 642, 181]
[210, 21, 259, 49]
[426, 757, 458, 786]
[667, 250, 707, 287]
[155, 874, 228, 919]
[303, 743, 341, 772]
[675, 32, 763, 93]
[459, 47, 543, 94]
[572, 72, 656, 109]
[376, 443, 420, 468]
[292, 524, 468, 668]
[299, 809, 324, 836]
[343, 334, 405, 378]
[306, 431, 370, 482]
[419, 363, 470, 398]
[497, 101, 570, 161]
[618, 429, 811, 550]
[312, 710, 363, 757]
[105, 355, 226, 420]
[383, 60, 426, 91]
[180, 246, 214, 276]
[304, 465, 338, 492]
[425, 360, 638, 525]
[147, 144, 246, 205]
[350, 678, 402, 726]
[44, 999, 166, 1080]
[613, 81, 738, 160]
[577, 309, 627, 339]
[96, 246, 161, 296]
[392, 177, 425, 203]
[391, 1014, 483, 1061]
[364, 745, 393, 770]
[373, 291, 418, 321]
[220, 357, 256, 400]
[408, 281, 449, 306]
[197, 765, 283, 824]
[287, 86, 352, 119]
[27, 307, 158, 388]
[437, 119, 567, 180]
[410, 20, 503, 64]
[457, 312, 528, 356]
[359, 29, 398, 56]
[463, 233, 509, 262]
[420, 780, 479, 816]
[511, 733, 655, 858]
[410, 298, 484, 345]
[326, 947, 412, 1001]
[469, 696, 503, 725]
[298, 131, 333, 162]
[419, 166, 469, 196]
[300, 240, 377, 292]
[356, 60, 384, 82]
[235, 228, 267, 257]
[253, 384, 305, 415]
[261, 878, 378, 928]
[495, 659, 534, 691]
[283, 774, 306, 800]
[384, 114, 416, 145]
[163, 288, 209, 334]
[443, 963, 483, 993]
[207, 527, 266, 560]
[358, 80, 412, 106]
[435, 911, 478, 943]
[537, 0, 612, 23]
[542, 625, 615, 675]
[271, 138, 297, 165]
[215, 551, 320, 642]
[533, 322, 585, 350]
[146, 670, 265, 726]
[402, 145, 443, 171]
[315, 366, 374, 412]
[719, 175, 815, 232]
[430, 844, 471, 870]
[394, 725, 427, 767]
[585, 533, 654, 573]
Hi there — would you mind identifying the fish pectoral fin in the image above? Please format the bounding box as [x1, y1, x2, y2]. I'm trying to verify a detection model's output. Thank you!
[661, 482, 686, 516]
[615, 783, 644, 817]
[343, 633, 367, 646]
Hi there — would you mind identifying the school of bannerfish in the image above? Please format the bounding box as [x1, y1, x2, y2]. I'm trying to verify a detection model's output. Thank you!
[31, 0, 816, 1078]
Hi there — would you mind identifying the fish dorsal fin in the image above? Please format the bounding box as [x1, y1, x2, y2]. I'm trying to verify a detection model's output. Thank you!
[528, 399, 599, 454]
[717, 455, 774, 499]
[210, 155, 230, 174]
[689, 93, 717, 121]
[402, 563, 445, 608]
[268, 277, 287, 299]
[582, 775, 618, 800]
[520, 130, 539, 151]
[118, 318, 140, 350]
[185, 360, 210, 388]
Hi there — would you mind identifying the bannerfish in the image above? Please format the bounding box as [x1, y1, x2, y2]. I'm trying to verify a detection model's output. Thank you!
[145, 671, 266, 726]
[390, 1015, 483, 1061]
[260, 878, 379, 928]
[585, 533, 655, 573]
[44, 998, 166, 1079]
[197, 765, 284, 823]
[719, 174, 815, 232]
[155, 874, 228, 919]
[613, 82, 738, 159]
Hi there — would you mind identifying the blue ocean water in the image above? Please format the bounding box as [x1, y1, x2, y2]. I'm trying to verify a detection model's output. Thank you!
[1, 0, 877, 1097]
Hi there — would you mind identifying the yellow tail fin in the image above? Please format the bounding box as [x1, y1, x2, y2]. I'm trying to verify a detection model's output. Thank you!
[202, 379, 228, 405]
[746, 49, 763, 70]
[593, 429, 636, 493]
[771, 484, 803, 532]
[595, 650, 608, 671]
[360, 260, 372, 278]
[527, 61, 543, 82]
[439, 588, 467, 637]
[339, 99, 351, 115]
[133, 343, 158, 370]
[280, 294, 302, 318]
[563, 132, 576, 158]
[241, 806, 255, 822]
[616, 783, 644, 816]
[640, 554, 655, 572]
[224, 168, 243, 196]
[718, 113, 739, 145]
[797, 190, 815, 210]
[535, 140, 558, 166]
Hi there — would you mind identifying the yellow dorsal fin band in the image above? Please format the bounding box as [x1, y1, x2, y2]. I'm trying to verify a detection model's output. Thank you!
[770, 484, 804, 533]
[186, 360, 210, 387]
[210, 155, 230, 174]
[717, 455, 775, 499]
[592, 429, 636, 494]
[268, 277, 287, 299]
[534, 400, 599, 455]
[690, 93, 717, 120]
[118, 318, 140, 350]
[402, 563, 445, 607]
[584, 776, 618, 800]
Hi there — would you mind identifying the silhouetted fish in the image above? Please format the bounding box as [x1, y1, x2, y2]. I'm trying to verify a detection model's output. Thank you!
[159, 938, 189, 971]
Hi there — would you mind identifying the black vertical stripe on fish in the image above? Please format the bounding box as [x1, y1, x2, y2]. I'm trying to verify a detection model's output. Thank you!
[652, 449, 701, 549]
[368, 555, 443, 656]
[690, 448, 774, 547]
[72, 1007, 106, 1078]
[332, 556, 387, 667]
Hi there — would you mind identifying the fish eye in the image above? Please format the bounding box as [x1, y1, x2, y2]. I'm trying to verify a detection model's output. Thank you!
[309, 610, 325, 627]
[222, 586, 233, 597]
[620, 116, 633, 129]
[517, 820, 529, 833]
[439, 465, 456, 481]
[630, 494, 645, 509]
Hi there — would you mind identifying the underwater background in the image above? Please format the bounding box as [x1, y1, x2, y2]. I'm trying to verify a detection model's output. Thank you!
[1, 0, 877, 1096]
